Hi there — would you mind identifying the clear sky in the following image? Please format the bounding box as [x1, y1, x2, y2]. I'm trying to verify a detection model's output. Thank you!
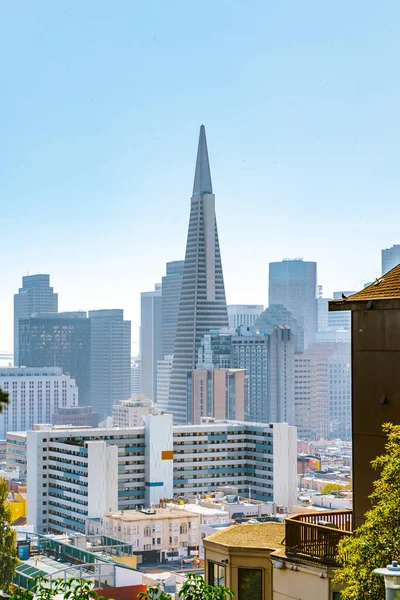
[1, 1, 400, 353]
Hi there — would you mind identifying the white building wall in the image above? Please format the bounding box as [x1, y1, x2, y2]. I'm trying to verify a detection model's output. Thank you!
[0, 367, 77, 438]
[156, 355, 173, 411]
[87, 441, 118, 517]
[273, 422, 297, 511]
[227, 305, 264, 331]
[144, 413, 173, 506]
[26, 431, 40, 530]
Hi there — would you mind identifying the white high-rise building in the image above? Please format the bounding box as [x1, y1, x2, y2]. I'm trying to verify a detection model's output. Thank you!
[156, 354, 173, 411]
[112, 395, 154, 428]
[0, 367, 77, 438]
[141, 286, 162, 402]
[382, 244, 400, 275]
[8, 415, 296, 533]
[131, 356, 141, 394]
[227, 305, 264, 331]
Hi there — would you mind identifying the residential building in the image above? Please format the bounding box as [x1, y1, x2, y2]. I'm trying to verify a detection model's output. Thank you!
[112, 395, 154, 427]
[86, 507, 200, 563]
[8, 415, 296, 533]
[89, 309, 131, 420]
[52, 405, 99, 428]
[14, 274, 58, 366]
[131, 356, 141, 394]
[0, 367, 77, 438]
[382, 243, 400, 275]
[294, 342, 351, 441]
[187, 369, 246, 424]
[204, 513, 348, 600]
[156, 354, 173, 411]
[140, 286, 162, 402]
[227, 305, 264, 331]
[174, 420, 297, 509]
[253, 304, 303, 353]
[330, 265, 400, 526]
[169, 126, 229, 424]
[269, 259, 317, 350]
[267, 326, 295, 425]
[18, 312, 91, 405]
[161, 261, 185, 357]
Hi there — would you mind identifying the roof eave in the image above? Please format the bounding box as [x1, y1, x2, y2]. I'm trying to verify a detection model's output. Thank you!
[329, 298, 400, 312]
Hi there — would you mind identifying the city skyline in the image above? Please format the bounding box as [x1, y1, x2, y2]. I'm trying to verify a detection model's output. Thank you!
[2, 2, 400, 353]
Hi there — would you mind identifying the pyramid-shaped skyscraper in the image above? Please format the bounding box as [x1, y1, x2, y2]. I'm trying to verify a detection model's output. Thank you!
[168, 126, 229, 423]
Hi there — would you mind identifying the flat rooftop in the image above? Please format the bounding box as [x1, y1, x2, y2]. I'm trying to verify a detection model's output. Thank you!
[104, 507, 198, 521]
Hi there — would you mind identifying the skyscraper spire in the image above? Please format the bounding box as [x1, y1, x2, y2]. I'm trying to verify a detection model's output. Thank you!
[192, 125, 213, 196]
[168, 126, 228, 424]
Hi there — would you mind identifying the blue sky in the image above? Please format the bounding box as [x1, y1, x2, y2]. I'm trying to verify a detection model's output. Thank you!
[1, 1, 400, 352]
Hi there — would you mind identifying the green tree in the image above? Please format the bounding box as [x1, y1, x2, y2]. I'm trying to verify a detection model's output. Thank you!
[138, 575, 234, 600]
[179, 574, 234, 600]
[320, 483, 345, 495]
[0, 476, 18, 592]
[334, 423, 400, 599]
[9, 577, 106, 600]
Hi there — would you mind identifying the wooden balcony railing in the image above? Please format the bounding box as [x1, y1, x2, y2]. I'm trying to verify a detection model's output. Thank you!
[285, 510, 352, 565]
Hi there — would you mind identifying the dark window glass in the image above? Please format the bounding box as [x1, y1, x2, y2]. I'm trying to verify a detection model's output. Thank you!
[208, 561, 225, 586]
[238, 568, 262, 600]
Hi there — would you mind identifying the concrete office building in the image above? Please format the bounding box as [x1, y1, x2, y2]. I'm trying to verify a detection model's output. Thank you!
[267, 326, 295, 426]
[156, 354, 173, 412]
[253, 304, 303, 353]
[0, 367, 77, 438]
[140, 286, 162, 402]
[231, 331, 269, 423]
[328, 291, 355, 331]
[89, 309, 131, 420]
[18, 312, 91, 405]
[269, 259, 317, 350]
[161, 261, 184, 357]
[52, 406, 99, 428]
[382, 243, 400, 275]
[131, 356, 141, 395]
[330, 265, 400, 526]
[9, 414, 296, 534]
[197, 330, 232, 370]
[169, 126, 229, 424]
[294, 342, 351, 441]
[14, 274, 58, 366]
[112, 395, 154, 428]
[227, 305, 264, 331]
[187, 369, 246, 424]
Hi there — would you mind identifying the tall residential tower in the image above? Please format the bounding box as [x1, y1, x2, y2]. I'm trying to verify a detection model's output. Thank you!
[168, 126, 228, 423]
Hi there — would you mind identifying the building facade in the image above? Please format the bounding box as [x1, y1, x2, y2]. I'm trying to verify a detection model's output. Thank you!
[382, 243, 400, 275]
[187, 369, 246, 424]
[231, 331, 269, 423]
[169, 126, 229, 424]
[269, 259, 317, 350]
[19, 312, 91, 406]
[89, 309, 131, 420]
[131, 356, 141, 395]
[227, 305, 264, 331]
[161, 261, 184, 357]
[8, 415, 296, 534]
[253, 304, 303, 353]
[156, 354, 173, 412]
[52, 405, 99, 428]
[14, 274, 58, 367]
[112, 396, 154, 428]
[140, 286, 162, 402]
[294, 342, 351, 441]
[87, 507, 200, 563]
[267, 326, 295, 425]
[0, 367, 77, 438]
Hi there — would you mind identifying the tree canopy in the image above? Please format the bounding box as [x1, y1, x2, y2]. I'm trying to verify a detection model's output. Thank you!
[138, 574, 233, 600]
[334, 423, 400, 599]
[0, 388, 9, 413]
[0, 476, 19, 591]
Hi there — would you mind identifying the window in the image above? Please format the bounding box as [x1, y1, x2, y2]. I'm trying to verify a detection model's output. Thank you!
[144, 526, 151, 537]
[333, 594, 343, 600]
[238, 569, 262, 600]
[208, 562, 225, 587]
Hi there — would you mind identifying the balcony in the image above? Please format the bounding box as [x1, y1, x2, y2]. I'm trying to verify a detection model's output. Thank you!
[285, 510, 352, 565]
